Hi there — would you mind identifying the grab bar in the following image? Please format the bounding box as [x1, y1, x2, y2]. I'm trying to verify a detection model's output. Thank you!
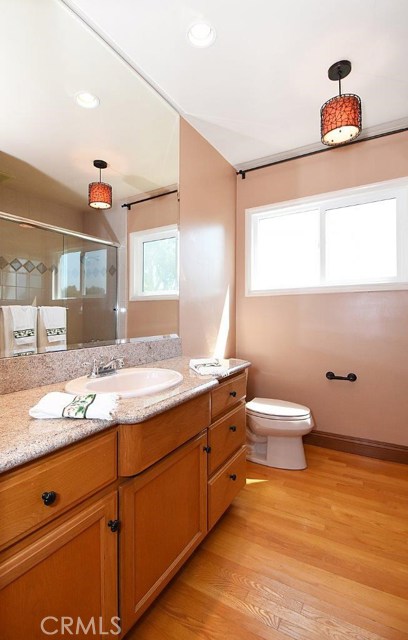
[326, 371, 357, 382]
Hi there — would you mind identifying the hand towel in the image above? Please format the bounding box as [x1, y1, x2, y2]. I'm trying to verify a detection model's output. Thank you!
[0, 306, 37, 356]
[9, 305, 37, 345]
[189, 358, 228, 376]
[38, 306, 67, 343]
[29, 392, 118, 420]
[37, 306, 67, 354]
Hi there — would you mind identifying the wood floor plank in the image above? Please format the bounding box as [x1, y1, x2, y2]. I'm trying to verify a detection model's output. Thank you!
[185, 548, 407, 640]
[221, 509, 408, 595]
[125, 447, 408, 640]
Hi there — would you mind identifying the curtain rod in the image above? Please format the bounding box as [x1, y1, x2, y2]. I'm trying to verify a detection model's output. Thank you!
[122, 189, 178, 210]
[236, 126, 408, 179]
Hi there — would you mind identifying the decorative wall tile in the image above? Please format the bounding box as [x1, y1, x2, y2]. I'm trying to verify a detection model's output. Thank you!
[23, 260, 35, 273]
[36, 262, 47, 274]
[10, 258, 22, 271]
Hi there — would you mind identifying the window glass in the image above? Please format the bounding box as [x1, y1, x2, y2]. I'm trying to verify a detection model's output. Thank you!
[325, 199, 397, 282]
[254, 210, 320, 290]
[58, 251, 81, 298]
[142, 237, 178, 294]
[83, 249, 107, 296]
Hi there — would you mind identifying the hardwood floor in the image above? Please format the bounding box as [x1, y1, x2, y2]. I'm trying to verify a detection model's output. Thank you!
[125, 446, 408, 639]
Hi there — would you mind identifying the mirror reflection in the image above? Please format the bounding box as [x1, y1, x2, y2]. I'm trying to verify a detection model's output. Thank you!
[0, 214, 118, 357]
[0, 0, 179, 358]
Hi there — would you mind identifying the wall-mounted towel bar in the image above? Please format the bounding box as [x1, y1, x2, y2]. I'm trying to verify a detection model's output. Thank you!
[326, 371, 357, 382]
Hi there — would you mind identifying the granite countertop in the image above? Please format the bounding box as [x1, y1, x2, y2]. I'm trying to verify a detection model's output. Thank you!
[0, 356, 250, 474]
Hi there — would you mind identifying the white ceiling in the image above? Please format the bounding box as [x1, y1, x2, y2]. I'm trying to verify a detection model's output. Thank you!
[0, 0, 179, 210]
[63, 0, 408, 169]
[1, 0, 407, 213]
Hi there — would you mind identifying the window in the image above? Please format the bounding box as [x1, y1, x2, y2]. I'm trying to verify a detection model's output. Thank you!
[246, 178, 408, 295]
[53, 249, 108, 299]
[129, 224, 179, 300]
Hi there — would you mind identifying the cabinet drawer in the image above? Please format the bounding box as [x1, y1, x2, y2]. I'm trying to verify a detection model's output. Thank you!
[208, 445, 246, 530]
[208, 403, 246, 475]
[0, 429, 117, 549]
[119, 393, 210, 476]
[211, 373, 247, 420]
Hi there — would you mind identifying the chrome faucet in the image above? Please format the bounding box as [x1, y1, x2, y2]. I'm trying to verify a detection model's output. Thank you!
[86, 357, 125, 378]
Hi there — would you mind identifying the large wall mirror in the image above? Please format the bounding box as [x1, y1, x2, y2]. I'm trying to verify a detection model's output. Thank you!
[0, 0, 179, 358]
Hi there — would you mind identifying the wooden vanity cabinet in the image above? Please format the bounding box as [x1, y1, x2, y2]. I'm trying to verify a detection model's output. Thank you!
[0, 431, 119, 640]
[0, 368, 248, 638]
[119, 431, 208, 636]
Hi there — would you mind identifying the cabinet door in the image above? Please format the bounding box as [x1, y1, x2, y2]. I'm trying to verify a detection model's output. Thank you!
[119, 431, 207, 635]
[0, 492, 118, 640]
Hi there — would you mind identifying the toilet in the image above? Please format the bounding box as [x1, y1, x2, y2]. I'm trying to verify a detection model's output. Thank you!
[246, 398, 314, 470]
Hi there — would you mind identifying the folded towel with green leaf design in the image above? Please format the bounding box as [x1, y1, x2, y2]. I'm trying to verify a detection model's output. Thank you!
[189, 358, 228, 376]
[29, 391, 118, 420]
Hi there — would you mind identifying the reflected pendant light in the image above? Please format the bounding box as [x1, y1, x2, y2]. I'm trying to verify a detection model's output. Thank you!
[88, 159, 112, 209]
[320, 60, 362, 147]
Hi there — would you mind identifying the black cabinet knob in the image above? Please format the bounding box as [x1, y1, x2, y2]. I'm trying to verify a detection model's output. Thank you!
[229, 474, 237, 481]
[229, 425, 237, 432]
[41, 491, 57, 506]
[108, 519, 120, 533]
[229, 391, 237, 398]
[203, 446, 211, 454]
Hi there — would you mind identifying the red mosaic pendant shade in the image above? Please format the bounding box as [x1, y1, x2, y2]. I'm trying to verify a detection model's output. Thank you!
[321, 93, 362, 146]
[88, 159, 112, 209]
[88, 181, 112, 209]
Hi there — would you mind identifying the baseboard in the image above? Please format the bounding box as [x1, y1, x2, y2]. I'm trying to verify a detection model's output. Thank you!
[304, 430, 408, 464]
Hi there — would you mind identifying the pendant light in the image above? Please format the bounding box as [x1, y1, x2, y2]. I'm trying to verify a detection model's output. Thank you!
[320, 60, 362, 147]
[88, 159, 112, 209]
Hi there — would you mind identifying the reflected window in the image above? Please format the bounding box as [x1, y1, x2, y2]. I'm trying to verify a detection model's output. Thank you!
[54, 249, 108, 299]
[130, 225, 179, 300]
[83, 249, 107, 296]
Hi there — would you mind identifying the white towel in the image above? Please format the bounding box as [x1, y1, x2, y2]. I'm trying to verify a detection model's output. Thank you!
[38, 306, 67, 343]
[9, 305, 37, 345]
[189, 358, 228, 376]
[29, 392, 118, 420]
[0, 306, 38, 357]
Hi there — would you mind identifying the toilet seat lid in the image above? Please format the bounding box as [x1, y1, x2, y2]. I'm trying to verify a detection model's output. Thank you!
[246, 398, 311, 419]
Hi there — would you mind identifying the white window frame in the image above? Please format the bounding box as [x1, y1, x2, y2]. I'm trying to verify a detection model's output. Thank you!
[129, 224, 179, 301]
[245, 177, 408, 296]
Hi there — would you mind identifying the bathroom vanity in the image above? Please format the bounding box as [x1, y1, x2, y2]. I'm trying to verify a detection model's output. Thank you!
[0, 358, 249, 639]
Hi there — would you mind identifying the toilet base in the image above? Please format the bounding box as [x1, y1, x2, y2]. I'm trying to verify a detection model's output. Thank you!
[247, 435, 307, 470]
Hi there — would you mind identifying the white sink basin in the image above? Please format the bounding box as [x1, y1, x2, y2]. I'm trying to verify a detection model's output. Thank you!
[65, 367, 183, 398]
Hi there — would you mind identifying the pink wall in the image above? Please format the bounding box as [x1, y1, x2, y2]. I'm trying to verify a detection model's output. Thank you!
[236, 132, 408, 446]
[0, 184, 85, 232]
[179, 119, 236, 358]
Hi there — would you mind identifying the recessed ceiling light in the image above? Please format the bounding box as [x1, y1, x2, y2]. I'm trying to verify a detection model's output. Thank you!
[75, 91, 100, 109]
[187, 21, 216, 48]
